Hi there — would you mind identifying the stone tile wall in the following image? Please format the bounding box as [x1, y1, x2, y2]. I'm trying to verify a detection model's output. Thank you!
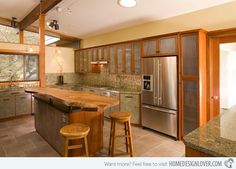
[46, 66, 141, 91]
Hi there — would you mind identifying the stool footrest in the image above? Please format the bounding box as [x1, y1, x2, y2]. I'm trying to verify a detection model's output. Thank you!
[115, 134, 130, 138]
[68, 144, 83, 150]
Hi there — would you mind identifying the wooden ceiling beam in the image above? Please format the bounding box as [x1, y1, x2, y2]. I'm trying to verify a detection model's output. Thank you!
[19, 0, 62, 30]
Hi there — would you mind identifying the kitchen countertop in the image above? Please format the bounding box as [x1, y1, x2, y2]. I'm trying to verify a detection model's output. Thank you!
[183, 106, 236, 157]
[25, 87, 119, 110]
[48, 83, 141, 94]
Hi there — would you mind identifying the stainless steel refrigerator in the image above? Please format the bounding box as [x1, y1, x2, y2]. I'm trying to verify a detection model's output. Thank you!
[141, 56, 177, 138]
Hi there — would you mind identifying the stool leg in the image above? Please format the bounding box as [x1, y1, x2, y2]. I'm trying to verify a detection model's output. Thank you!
[108, 119, 114, 156]
[111, 121, 116, 157]
[124, 121, 130, 153]
[84, 136, 89, 157]
[64, 137, 69, 157]
[127, 120, 134, 157]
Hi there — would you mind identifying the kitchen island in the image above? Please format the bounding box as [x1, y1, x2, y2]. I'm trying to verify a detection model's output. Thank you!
[183, 106, 236, 157]
[25, 87, 119, 156]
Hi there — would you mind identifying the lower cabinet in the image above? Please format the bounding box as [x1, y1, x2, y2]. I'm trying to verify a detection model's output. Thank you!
[0, 96, 15, 118]
[120, 93, 140, 124]
[15, 94, 32, 116]
[0, 91, 31, 119]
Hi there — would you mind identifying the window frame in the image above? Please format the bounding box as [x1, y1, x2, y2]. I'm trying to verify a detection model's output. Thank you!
[0, 51, 39, 83]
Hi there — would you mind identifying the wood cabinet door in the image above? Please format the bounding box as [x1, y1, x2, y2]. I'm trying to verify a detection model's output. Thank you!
[98, 48, 103, 60]
[87, 50, 92, 72]
[103, 47, 109, 61]
[83, 50, 87, 72]
[74, 51, 80, 73]
[143, 38, 157, 56]
[117, 45, 123, 74]
[133, 41, 141, 74]
[159, 35, 177, 55]
[109, 46, 116, 74]
[92, 48, 98, 61]
[182, 80, 198, 135]
[125, 43, 132, 74]
[181, 33, 198, 77]
[79, 50, 84, 72]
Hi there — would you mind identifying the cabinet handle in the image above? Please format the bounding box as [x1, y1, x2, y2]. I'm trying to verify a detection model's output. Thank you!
[3, 98, 10, 101]
[125, 96, 133, 98]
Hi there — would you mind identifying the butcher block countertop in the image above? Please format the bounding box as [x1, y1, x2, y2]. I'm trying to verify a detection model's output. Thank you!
[25, 87, 119, 109]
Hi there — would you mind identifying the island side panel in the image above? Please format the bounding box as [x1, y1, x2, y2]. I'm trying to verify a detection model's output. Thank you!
[69, 109, 104, 156]
[34, 97, 69, 156]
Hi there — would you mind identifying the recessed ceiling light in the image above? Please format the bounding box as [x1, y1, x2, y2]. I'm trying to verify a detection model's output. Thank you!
[118, 0, 137, 8]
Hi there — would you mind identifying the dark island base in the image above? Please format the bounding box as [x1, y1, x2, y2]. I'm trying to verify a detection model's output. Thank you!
[34, 96, 103, 157]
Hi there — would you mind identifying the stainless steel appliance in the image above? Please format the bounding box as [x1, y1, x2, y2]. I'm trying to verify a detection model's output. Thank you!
[142, 56, 177, 138]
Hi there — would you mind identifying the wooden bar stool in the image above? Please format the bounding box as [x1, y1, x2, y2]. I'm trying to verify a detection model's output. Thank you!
[60, 123, 90, 157]
[108, 112, 134, 157]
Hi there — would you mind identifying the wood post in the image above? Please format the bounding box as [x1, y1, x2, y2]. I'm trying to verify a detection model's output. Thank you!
[39, 14, 46, 87]
[19, 30, 24, 44]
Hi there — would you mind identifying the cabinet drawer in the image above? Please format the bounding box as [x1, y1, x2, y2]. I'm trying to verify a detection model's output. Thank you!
[15, 94, 31, 115]
[120, 94, 140, 107]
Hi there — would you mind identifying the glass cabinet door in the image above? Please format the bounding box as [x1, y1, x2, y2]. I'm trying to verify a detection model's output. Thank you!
[87, 50, 92, 72]
[103, 47, 109, 61]
[133, 41, 141, 74]
[159, 36, 177, 55]
[183, 80, 198, 135]
[109, 47, 115, 73]
[79, 51, 83, 72]
[98, 48, 102, 60]
[117, 45, 123, 74]
[143, 38, 157, 56]
[83, 50, 87, 72]
[181, 33, 198, 76]
[125, 43, 131, 74]
[92, 48, 97, 61]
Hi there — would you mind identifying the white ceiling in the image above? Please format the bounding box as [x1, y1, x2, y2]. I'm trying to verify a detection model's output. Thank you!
[0, 0, 39, 21]
[0, 0, 234, 38]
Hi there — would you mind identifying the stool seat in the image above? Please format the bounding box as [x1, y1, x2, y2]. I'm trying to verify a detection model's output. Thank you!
[60, 123, 90, 137]
[110, 112, 131, 120]
[60, 123, 90, 157]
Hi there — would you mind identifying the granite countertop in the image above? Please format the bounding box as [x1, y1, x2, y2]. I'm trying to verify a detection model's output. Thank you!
[183, 106, 236, 157]
[25, 87, 119, 109]
[49, 83, 141, 94]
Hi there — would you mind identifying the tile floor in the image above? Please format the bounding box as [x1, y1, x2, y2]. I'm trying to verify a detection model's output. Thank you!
[0, 115, 185, 157]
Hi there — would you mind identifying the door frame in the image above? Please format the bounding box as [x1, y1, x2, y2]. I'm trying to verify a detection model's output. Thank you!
[207, 28, 236, 120]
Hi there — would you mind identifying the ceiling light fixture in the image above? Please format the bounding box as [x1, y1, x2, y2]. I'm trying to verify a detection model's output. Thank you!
[118, 0, 137, 8]
[11, 17, 18, 28]
[48, 20, 59, 30]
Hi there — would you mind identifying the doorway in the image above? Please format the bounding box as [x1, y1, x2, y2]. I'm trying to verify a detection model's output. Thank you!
[208, 29, 236, 120]
[220, 43, 236, 113]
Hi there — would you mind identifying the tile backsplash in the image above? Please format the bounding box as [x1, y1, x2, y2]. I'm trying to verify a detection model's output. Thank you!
[46, 66, 141, 91]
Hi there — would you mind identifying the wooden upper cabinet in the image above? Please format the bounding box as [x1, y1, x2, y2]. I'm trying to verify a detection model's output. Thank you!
[98, 48, 103, 60]
[79, 50, 83, 72]
[103, 47, 109, 61]
[142, 35, 178, 57]
[133, 41, 141, 74]
[92, 48, 98, 61]
[125, 43, 132, 74]
[143, 38, 157, 56]
[159, 36, 177, 55]
[83, 50, 87, 72]
[117, 45, 123, 74]
[181, 33, 198, 77]
[87, 50, 92, 72]
[109, 46, 116, 74]
[75, 50, 80, 73]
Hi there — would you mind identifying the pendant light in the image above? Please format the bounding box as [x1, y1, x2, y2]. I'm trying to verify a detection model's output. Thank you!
[118, 0, 137, 8]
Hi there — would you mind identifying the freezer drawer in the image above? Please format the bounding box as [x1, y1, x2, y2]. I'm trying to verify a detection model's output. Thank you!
[142, 105, 177, 138]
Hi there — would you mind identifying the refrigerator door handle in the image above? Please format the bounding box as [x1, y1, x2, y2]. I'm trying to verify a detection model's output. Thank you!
[142, 105, 176, 115]
[157, 59, 160, 105]
[154, 59, 157, 105]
